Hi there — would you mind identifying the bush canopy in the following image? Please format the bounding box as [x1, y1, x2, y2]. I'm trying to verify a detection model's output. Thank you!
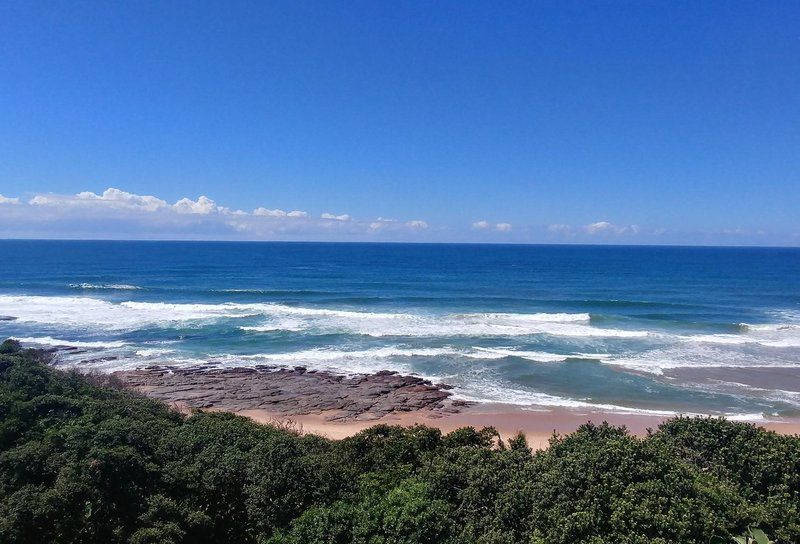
[1, 341, 798, 543]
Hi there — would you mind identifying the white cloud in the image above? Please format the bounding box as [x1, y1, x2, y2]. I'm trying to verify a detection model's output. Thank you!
[583, 221, 639, 235]
[406, 220, 428, 229]
[368, 217, 398, 231]
[173, 195, 217, 214]
[253, 207, 284, 217]
[0, 194, 20, 204]
[473, 220, 511, 232]
[79, 188, 168, 211]
[321, 213, 351, 221]
[28, 195, 57, 206]
[29, 187, 170, 212]
[584, 221, 615, 234]
[253, 208, 308, 218]
[27, 188, 229, 218]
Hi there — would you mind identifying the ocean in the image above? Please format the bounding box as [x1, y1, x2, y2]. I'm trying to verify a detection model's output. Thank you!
[1, 240, 799, 419]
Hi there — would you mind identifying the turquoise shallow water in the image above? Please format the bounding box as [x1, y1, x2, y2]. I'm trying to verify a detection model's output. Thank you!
[1, 240, 799, 418]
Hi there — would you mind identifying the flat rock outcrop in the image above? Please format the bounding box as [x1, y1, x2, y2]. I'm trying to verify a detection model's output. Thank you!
[112, 365, 471, 421]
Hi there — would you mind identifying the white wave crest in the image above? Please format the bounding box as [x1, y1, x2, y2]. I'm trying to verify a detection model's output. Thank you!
[0, 296, 275, 330]
[134, 348, 177, 357]
[70, 283, 142, 290]
[241, 307, 642, 338]
[741, 323, 800, 332]
[12, 336, 128, 349]
[601, 339, 800, 374]
[240, 317, 308, 332]
[682, 324, 800, 348]
[448, 381, 685, 416]
[465, 347, 603, 362]
[215, 346, 595, 366]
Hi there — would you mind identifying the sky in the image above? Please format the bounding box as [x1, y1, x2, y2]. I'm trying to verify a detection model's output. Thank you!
[0, 1, 798, 245]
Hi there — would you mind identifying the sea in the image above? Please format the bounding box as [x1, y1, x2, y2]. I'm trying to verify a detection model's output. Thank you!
[1, 240, 799, 420]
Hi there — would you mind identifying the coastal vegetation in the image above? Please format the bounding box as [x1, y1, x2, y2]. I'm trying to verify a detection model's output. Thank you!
[1, 340, 798, 544]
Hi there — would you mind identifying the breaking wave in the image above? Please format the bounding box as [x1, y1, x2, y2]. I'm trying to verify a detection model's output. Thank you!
[70, 283, 143, 290]
[12, 336, 128, 349]
[0, 295, 641, 338]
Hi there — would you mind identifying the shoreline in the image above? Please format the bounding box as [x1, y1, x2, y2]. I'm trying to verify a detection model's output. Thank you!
[112, 364, 800, 446]
[233, 405, 800, 447]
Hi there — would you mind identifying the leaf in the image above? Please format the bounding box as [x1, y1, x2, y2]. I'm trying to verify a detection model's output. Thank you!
[750, 528, 773, 544]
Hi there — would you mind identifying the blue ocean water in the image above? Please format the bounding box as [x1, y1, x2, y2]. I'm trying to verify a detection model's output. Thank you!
[1, 240, 799, 418]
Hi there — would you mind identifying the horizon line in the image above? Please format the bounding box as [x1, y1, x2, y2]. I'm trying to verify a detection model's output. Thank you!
[1, 237, 798, 250]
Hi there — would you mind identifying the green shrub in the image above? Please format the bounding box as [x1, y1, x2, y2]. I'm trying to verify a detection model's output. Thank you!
[1, 344, 798, 543]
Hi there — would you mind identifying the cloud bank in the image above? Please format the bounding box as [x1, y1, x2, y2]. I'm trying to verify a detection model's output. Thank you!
[0, 187, 434, 241]
[0, 188, 790, 245]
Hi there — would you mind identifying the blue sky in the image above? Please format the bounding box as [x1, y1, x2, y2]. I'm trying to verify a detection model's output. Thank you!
[1, 1, 798, 244]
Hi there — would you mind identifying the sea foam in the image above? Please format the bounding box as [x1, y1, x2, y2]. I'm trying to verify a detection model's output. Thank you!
[12, 336, 128, 349]
[0, 295, 643, 338]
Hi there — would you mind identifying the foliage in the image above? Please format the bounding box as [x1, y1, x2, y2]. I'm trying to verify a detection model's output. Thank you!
[713, 526, 776, 544]
[1, 344, 799, 543]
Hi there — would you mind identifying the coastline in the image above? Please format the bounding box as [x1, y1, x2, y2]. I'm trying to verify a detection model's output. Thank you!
[235, 406, 800, 447]
[112, 364, 800, 447]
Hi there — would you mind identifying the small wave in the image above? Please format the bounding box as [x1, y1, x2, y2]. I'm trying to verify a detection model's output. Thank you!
[134, 348, 176, 357]
[448, 382, 686, 416]
[12, 336, 128, 349]
[239, 316, 310, 333]
[600, 338, 800, 374]
[466, 347, 598, 362]
[681, 328, 800, 348]
[212, 288, 332, 296]
[205, 348, 440, 375]
[740, 323, 800, 332]
[449, 380, 771, 419]
[70, 283, 142, 290]
[458, 312, 591, 323]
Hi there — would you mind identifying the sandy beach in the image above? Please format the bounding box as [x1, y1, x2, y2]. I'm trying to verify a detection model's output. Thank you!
[235, 404, 800, 448]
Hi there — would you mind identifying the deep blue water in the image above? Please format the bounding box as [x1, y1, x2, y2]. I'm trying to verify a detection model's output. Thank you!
[1, 240, 799, 418]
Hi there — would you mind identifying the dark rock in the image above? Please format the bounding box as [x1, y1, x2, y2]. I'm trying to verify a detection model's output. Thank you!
[109, 363, 463, 421]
